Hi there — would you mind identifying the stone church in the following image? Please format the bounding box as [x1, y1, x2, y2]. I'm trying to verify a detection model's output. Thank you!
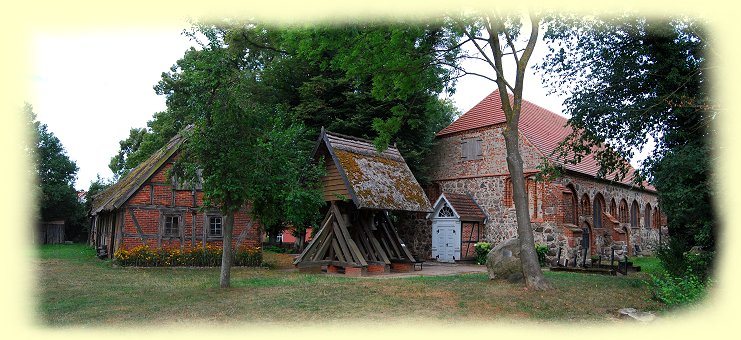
[405, 90, 666, 263]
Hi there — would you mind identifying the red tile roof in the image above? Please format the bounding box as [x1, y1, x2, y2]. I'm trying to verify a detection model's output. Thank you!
[438, 90, 651, 189]
[443, 193, 487, 222]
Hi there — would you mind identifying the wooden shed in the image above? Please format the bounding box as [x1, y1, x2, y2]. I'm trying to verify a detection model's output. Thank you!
[38, 220, 65, 244]
[293, 129, 432, 275]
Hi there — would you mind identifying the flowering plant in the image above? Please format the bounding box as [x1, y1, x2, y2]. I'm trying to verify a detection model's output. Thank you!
[114, 243, 262, 267]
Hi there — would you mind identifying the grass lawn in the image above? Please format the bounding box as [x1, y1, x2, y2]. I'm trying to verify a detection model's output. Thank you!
[36, 244, 668, 326]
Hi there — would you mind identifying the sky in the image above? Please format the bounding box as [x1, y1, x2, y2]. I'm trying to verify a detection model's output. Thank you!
[30, 25, 566, 191]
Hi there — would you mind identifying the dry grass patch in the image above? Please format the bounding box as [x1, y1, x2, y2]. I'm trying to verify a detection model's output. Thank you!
[36, 244, 667, 326]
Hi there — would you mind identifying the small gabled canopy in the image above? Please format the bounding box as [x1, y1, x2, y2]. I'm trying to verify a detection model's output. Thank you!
[429, 192, 487, 223]
[313, 128, 432, 213]
[91, 126, 191, 215]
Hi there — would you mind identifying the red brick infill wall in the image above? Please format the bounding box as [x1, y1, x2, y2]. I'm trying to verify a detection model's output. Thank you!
[116, 160, 260, 253]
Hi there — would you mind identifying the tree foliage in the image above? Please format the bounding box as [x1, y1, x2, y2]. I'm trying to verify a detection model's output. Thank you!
[154, 24, 326, 287]
[27, 105, 78, 221]
[108, 110, 187, 179]
[538, 16, 711, 182]
[26, 104, 88, 240]
[538, 15, 715, 278]
[115, 21, 459, 185]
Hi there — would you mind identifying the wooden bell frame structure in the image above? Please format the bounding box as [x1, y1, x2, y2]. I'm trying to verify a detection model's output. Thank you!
[293, 129, 430, 273]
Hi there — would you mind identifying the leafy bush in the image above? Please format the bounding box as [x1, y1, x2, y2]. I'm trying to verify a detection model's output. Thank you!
[264, 245, 288, 253]
[649, 271, 709, 307]
[474, 242, 492, 265]
[535, 243, 548, 267]
[114, 243, 262, 267]
[657, 237, 714, 282]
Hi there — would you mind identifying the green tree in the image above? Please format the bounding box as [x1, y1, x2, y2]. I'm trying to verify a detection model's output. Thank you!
[267, 22, 462, 183]
[538, 16, 714, 278]
[108, 110, 188, 179]
[108, 127, 147, 179]
[114, 22, 459, 185]
[26, 104, 86, 240]
[156, 24, 324, 288]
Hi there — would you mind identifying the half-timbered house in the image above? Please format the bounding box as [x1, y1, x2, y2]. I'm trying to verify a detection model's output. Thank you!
[90, 128, 260, 258]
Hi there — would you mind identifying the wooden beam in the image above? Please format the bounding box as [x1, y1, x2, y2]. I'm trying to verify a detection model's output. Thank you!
[354, 228, 376, 262]
[191, 211, 196, 246]
[293, 212, 334, 264]
[235, 220, 254, 246]
[128, 208, 147, 244]
[364, 226, 390, 264]
[330, 204, 367, 266]
[383, 212, 416, 262]
[355, 217, 376, 258]
[332, 222, 354, 263]
[358, 216, 390, 264]
[379, 236, 398, 260]
[378, 218, 402, 258]
[116, 209, 125, 252]
[311, 227, 335, 262]
[331, 239, 345, 262]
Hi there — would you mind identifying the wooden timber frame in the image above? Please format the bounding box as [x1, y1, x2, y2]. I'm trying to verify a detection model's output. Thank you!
[295, 129, 431, 273]
[293, 201, 417, 270]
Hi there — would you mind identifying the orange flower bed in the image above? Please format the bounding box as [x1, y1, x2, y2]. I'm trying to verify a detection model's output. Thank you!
[114, 243, 262, 267]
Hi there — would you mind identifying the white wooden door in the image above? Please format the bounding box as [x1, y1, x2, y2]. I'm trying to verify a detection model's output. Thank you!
[432, 220, 461, 263]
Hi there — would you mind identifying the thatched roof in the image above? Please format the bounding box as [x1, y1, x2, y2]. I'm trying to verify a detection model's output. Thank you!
[91, 128, 189, 215]
[315, 129, 432, 212]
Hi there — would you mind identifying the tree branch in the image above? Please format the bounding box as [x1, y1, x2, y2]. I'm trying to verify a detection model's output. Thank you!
[486, 16, 516, 101]
[436, 61, 498, 83]
[240, 31, 290, 55]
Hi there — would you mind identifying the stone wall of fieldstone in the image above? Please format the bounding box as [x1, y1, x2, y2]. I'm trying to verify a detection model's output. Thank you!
[427, 125, 545, 181]
[425, 125, 667, 264]
[395, 211, 433, 261]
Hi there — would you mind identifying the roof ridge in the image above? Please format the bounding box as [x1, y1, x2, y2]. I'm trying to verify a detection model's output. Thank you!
[324, 129, 399, 151]
[91, 127, 189, 214]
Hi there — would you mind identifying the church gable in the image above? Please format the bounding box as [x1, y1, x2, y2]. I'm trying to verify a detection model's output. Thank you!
[427, 124, 545, 182]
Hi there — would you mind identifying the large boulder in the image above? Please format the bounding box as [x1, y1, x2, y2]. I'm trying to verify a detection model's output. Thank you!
[486, 238, 524, 282]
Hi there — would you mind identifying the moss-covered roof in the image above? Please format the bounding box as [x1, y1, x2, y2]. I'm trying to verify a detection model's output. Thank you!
[317, 129, 432, 212]
[91, 127, 189, 215]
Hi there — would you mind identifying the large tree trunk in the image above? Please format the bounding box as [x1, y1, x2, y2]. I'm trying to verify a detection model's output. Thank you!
[219, 211, 234, 288]
[502, 121, 552, 291]
[485, 13, 551, 291]
[296, 229, 305, 252]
